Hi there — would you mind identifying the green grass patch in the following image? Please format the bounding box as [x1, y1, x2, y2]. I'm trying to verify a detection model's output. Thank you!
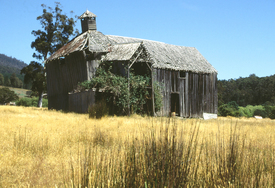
[0, 86, 31, 98]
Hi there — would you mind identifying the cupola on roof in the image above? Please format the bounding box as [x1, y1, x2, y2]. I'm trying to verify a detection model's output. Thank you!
[79, 10, 97, 32]
[79, 10, 97, 19]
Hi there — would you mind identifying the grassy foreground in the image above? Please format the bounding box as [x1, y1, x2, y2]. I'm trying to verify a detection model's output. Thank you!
[1, 106, 275, 187]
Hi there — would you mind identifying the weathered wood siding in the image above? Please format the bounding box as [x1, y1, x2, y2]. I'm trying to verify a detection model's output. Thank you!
[68, 90, 95, 113]
[188, 72, 218, 117]
[153, 68, 217, 118]
[46, 51, 90, 110]
[46, 49, 217, 116]
[86, 60, 99, 80]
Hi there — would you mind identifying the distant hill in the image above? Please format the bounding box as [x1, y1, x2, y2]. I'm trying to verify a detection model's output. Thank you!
[0, 53, 28, 75]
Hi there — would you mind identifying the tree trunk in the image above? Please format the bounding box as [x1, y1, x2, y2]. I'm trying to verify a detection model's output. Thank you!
[37, 91, 43, 108]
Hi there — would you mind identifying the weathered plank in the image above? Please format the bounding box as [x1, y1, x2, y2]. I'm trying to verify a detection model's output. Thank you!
[68, 90, 95, 113]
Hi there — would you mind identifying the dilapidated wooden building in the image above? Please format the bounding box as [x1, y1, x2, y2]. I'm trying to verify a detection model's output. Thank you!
[45, 10, 218, 118]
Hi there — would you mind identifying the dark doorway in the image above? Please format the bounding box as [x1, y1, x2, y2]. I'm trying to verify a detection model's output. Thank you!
[171, 93, 179, 116]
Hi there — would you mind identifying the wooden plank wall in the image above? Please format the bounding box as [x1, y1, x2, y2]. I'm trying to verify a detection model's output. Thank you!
[179, 75, 187, 117]
[187, 72, 218, 118]
[46, 51, 217, 115]
[48, 94, 68, 111]
[154, 68, 180, 116]
[153, 69, 169, 116]
[153, 68, 217, 118]
[46, 51, 88, 111]
[68, 90, 95, 113]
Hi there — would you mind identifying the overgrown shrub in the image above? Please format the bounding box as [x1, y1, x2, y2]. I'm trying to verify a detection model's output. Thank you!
[88, 100, 109, 119]
[269, 108, 275, 119]
[79, 62, 163, 116]
[253, 108, 267, 118]
[218, 101, 240, 117]
[16, 97, 48, 107]
[153, 82, 163, 113]
[243, 105, 256, 117]
[263, 105, 275, 119]
[0, 87, 19, 104]
[221, 102, 275, 119]
[239, 106, 250, 117]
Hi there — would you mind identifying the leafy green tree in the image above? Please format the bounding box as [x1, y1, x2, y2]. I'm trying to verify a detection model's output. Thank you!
[17, 78, 23, 88]
[21, 61, 46, 107]
[22, 2, 78, 107]
[10, 73, 17, 87]
[218, 74, 275, 107]
[31, 2, 78, 60]
[253, 109, 267, 118]
[10, 73, 22, 88]
[0, 73, 4, 85]
[0, 87, 19, 104]
[4, 76, 10, 86]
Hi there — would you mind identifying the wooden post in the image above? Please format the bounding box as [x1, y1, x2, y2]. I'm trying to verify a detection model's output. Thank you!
[128, 63, 130, 116]
[151, 68, 155, 116]
[127, 47, 143, 116]
[185, 72, 189, 117]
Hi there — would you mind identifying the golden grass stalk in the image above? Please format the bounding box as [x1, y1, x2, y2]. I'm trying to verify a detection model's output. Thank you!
[0, 106, 275, 187]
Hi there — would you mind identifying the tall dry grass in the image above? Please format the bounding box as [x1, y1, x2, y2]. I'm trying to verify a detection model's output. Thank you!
[0, 106, 275, 187]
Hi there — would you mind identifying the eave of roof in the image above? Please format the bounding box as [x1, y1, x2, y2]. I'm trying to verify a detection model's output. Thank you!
[45, 31, 113, 62]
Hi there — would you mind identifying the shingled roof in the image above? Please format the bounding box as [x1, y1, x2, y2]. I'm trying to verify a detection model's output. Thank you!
[46, 30, 113, 62]
[103, 42, 142, 61]
[46, 31, 217, 74]
[106, 35, 217, 73]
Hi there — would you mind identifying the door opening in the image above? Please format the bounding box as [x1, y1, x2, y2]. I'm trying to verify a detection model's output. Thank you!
[171, 93, 180, 116]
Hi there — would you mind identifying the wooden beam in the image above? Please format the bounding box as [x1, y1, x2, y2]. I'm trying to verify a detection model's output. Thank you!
[146, 62, 152, 71]
[129, 48, 144, 68]
[127, 47, 144, 116]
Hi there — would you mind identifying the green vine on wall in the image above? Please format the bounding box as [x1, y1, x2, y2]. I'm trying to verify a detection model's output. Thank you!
[78, 62, 162, 115]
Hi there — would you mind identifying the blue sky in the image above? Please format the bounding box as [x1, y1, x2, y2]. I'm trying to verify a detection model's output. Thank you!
[0, 0, 275, 80]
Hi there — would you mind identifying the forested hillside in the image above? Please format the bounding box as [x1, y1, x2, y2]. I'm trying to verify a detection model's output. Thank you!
[0, 53, 27, 70]
[218, 74, 275, 106]
[218, 74, 275, 118]
[0, 53, 27, 76]
[0, 53, 29, 88]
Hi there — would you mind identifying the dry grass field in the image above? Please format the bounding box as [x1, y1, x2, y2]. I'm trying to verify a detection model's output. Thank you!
[1, 106, 275, 187]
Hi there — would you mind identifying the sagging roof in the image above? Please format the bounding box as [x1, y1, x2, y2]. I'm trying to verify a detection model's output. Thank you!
[46, 30, 113, 62]
[46, 31, 217, 74]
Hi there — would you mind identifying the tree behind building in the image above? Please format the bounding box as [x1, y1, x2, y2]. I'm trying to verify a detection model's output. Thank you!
[21, 2, 78, 107]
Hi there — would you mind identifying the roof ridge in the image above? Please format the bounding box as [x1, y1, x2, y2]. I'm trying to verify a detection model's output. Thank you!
[111, 41, 142, 45]
[106, 35, 195, 48]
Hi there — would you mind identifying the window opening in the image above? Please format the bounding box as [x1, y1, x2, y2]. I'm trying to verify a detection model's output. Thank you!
[180, 71, 186, 78]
